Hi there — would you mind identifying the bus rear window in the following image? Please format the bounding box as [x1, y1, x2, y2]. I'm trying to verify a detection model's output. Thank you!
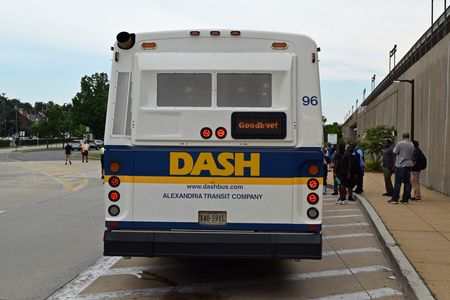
[217, 74, 271, 107]
[157, 73, 211, 107]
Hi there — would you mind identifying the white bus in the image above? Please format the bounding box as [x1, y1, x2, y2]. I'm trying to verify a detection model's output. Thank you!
[103, 30, 323, 259]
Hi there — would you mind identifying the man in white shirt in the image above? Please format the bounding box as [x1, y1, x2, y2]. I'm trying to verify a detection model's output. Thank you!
[388, 133, 414, 204]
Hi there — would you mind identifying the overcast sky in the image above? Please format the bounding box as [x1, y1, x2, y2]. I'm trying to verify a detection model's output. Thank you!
[0, 0, 444, 123]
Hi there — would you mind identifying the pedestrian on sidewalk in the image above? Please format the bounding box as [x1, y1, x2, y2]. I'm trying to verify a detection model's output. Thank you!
[81, 141, 90, 163]
[330, 146, 341, 195]
[382, 138, 394, 196]
[335, 144, 360, 204]
[322, 148, 330, 194]
[64, 142, 73, 165]
[411, 140, 425, 201]
[353, 144, 365, 194]
[389, 133, 414, 204]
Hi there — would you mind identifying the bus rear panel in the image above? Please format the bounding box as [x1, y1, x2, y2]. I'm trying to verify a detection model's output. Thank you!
[103, 30, 323, 259]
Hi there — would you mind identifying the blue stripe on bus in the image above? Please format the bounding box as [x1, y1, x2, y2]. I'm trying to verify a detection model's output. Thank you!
[107, 221, 322, 232]
[104, 146, 324, 178]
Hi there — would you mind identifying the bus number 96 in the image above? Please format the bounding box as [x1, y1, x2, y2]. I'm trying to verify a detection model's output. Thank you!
[302, 96, 319, 106]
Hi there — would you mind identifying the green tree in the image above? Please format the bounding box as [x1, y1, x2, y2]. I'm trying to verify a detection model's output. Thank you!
[71, 73, 109, 139]
[360, 125, 395, 170]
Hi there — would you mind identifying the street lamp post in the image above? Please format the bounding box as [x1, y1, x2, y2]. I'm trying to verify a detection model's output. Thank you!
[394, 79, 415, 139]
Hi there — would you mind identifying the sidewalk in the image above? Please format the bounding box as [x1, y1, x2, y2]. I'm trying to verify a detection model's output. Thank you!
[338, 172, 450, 300]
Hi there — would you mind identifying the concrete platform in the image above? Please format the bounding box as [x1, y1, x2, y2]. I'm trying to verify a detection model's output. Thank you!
[330, 171, 450, 300]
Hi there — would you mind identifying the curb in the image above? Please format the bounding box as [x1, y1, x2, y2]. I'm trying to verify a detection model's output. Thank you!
[355, 193, 435, 300]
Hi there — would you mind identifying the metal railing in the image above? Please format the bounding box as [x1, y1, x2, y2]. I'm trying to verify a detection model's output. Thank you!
[343, 6, 450, 125]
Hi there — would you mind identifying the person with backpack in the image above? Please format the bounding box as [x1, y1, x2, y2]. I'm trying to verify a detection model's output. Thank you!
[411, 140, 426, 201]
[335, 144, 360, 204]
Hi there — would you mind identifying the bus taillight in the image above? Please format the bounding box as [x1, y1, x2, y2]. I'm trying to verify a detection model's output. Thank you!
[200, 127, 213, 139]
[230, 31, 241, 36]
[307, 208, 319, 219]
[215, 127, 227, 139]
[109, 162, 120, 173]
[109, 176, 120, 188]
[190, 31, 200, 36]
[307, 164, 320, 176]
[307, 193, 319, 205]
[108, 191, 120, 202]
[108, 205, 120, 217]
[210, 31, 221, 36]
[307, 178, 319, 190]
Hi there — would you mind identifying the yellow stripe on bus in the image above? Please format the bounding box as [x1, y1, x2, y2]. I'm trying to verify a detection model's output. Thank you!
[105, 176, 323, 185]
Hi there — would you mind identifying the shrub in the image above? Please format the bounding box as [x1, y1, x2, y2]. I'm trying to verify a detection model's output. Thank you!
[365, 159, 383, 172]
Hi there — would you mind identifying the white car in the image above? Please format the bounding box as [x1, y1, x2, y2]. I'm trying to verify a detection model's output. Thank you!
[71, 140, 83, 151]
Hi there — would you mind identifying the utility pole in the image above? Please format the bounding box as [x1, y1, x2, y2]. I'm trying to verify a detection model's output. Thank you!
[15, 105, 18, 151]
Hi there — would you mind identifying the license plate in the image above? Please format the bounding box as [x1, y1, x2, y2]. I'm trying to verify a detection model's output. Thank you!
[198, 211, 227, 225]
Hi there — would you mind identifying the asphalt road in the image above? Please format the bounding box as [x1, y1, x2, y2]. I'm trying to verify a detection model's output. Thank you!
[52, 193, 408, 299]
[0, 150, 104, 300]
[0, 151, 409, 299]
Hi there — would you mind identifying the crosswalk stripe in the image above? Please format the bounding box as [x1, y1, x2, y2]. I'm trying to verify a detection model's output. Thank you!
[325, 233, 373, 240]
[75, 265, 391, 299]
[323, 247, 381, 256]
[323, 223, 369, 228]
[325, 208, 361, 213]
[323, 214, 363, 219]
[309, 287, 402, 300]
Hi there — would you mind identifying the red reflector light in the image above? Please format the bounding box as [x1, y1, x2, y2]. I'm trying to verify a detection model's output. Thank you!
[108, 176, 121, 188]
[200, 127, 213, 139]
[210, 31, 220, 36]
[230, 31, 241, 36]
[307, 193, 319, 205]
[307, 178, 319, 190]
[109, 162, 120, 173]
[215, 127, 227, 139]
[108, 190, 120, 202]
[190, 31, 200, 36]
[307, 225, 319, 232]
[114, 52, 119, 62]
[312, 53, 316, 63]
[106, 221, 119, 229]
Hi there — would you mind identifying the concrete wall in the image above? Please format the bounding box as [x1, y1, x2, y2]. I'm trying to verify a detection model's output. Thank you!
[343, 34, 450, 195]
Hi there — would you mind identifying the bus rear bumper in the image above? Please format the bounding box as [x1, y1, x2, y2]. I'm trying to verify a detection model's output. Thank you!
[104, 230, 322, 259]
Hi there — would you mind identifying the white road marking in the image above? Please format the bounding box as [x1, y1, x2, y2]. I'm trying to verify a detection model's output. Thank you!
[323, 202, 357, 206]
[47, 256, 121, 299]
[74, 265, 391, 299]
[323, 247, 381, 256]
[0, 211, 5, 214]
[323, 214, 364, 219]
[325, 233, 374, 240]
[325, 208, 361, 213]
[310, 287, 403, 300]
[323, 223, 369, 228]
[102, 264, 181, 277]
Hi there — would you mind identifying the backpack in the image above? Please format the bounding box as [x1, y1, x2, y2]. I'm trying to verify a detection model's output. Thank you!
[418, 149, 427, 170]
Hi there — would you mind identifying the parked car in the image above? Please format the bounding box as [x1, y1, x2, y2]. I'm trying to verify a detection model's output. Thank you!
[71, 140, 83, 151]
[94, 139, 104, 149]
[87, 139, 103, 150]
